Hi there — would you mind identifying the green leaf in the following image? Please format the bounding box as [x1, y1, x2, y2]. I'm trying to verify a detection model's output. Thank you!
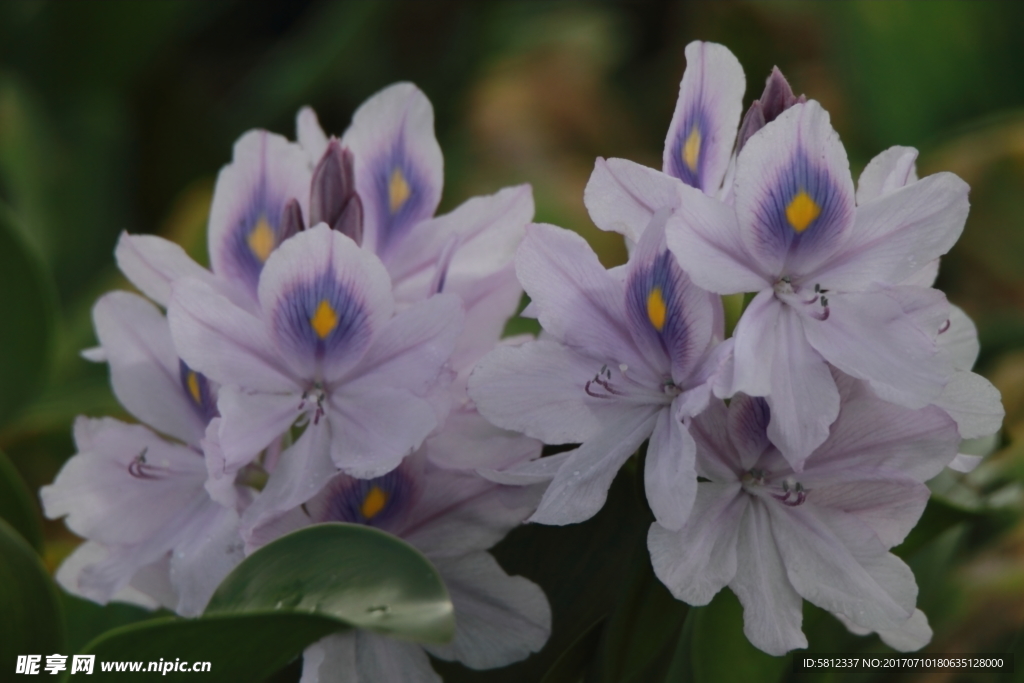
[0, 517, 64, 673]
[893, 496, 978, 560]
[70, 613, 341, 683]
[538, 619, 604, 683]
[0, 447, 43, 551]
[206, 522, 455, 644]
[685, 590, 789, 683]
[0, 203, 56, 428]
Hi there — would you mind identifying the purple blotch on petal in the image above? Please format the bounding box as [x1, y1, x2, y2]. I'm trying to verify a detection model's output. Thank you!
[315, 466, 416, 529]
[223, 180, 290, 292]
[370, 140, 431, 254]
[178, 359, 218, 426]
[666, 107, 712, 190]
[626, 249, 692, 377]
[272, 270, 371, 366]
[753, 149, 849, 266]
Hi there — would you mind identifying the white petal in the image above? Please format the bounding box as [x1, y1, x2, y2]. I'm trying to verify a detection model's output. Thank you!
[644, 409, 698, 530]
[296, 106, 329, 164]
[114, 233, 214, 308]
[933, 370, 1004, 440]
[529, 407, 658, 525]
[855, 146, 919, 204]
[584, 157, 683, 242]
[424, 552, 551, 669]
[730, 502, 807, 656]
[648, 483, 744, 605]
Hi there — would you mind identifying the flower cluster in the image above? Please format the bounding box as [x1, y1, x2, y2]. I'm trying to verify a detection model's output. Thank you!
[42, 84, 550, 680]
[41, 39, 1005, 665]
[469, 41, 1003, 654]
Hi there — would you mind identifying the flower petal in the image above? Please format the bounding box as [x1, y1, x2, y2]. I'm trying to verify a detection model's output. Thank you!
[516, 223, 652, 375]
[625, 211, 718, 384]
[296, 106, 329, 166]
[529, 407, 659, 525]
[765, 306, 839, 469]
[769, 503, 916, 633]
[93, 291, 207, 445]
[422, 409, 542, 472]
[811, 172, 969, 289]
[802, 290, 949, 409]
[168, 277, 296, 393]
[665, 184, 771, 294]
[726, 394, 772, 470]
[727, 290, 780, 398]
[168, 506, 244, 617]
[257, 224, 394, 381]
[731, 502, 807, 656]
[114, 233, 215, 308]
[424, 552, 551, 669]
[648, 483, 744, 605]
[855, 146, 919, 205]
[215, 387, 299, 473]
[584, 157, 683, 243]
[301, 631, 441, 683]
[469, 340, 610, 445]
[40, 417, 207, 545]
[329, 386, 439, 478]
[644, 409, 698, 530]
[663, 41, 746, 193]
[208, 130, 312, 295]
[933, 370, 1004, 440]
[341, 82, 444, 256]
[734, 101, 855, 277]
[940, 305, 980, 370]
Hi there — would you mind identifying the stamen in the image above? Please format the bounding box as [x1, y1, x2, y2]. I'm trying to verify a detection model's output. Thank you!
[127, 448, 162, 480]
[938, 318, 951, 334]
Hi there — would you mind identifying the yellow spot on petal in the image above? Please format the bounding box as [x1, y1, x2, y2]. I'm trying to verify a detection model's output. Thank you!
[682, 125, 702, 172]
[310, 300, 339, 339]
[785, 190, 821, 233]
[361, 486, 388, 519]
[247, 216, 275, 262]
[388, 168, 411, 214]
[647, 287, 667, 332]
[186, 371, 202, 405]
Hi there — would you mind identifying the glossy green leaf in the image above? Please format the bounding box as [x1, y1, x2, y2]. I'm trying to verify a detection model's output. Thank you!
[0, 447, 43, 551]
[0, 203, 55, 428]
[206, 522, 455, 644]
[68, 613, 340, 683]
[0, 518, 64, 673]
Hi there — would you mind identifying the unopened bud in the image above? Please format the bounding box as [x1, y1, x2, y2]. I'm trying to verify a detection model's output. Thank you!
[310, 139, 364, 245]
[737, 67, 806, 152]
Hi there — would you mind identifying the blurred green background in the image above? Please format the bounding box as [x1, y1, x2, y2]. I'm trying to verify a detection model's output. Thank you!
[2, 1, 1024, 681]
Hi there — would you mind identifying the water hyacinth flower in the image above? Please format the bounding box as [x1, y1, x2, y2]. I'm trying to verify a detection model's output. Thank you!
[42, 292, 246, 616]
[469, 210, 725, 530]
[296, 84, 531, 368]
[649, 380, 961, 655]
[167, 224, 463, 531]
[297, 84, 541, 472]
[665, 100, 968, 465]
[247, 453, 551, 682]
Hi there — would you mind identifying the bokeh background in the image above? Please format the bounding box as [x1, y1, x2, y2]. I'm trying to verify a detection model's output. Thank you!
[2, 1, 1024, 681]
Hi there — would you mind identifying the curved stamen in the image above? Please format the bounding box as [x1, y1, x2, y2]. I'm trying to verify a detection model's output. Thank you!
[127, 448, 163, 480]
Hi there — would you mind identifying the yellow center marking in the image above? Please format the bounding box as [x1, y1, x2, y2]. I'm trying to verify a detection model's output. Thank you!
[646, 287, 667, 331]
[682, 125, 702, 172]
[785, 191, 821, 233]
[247, 216, 275, 262]
[310, 300, 339, 339]
[186, 371, 202, 405]
[360, 486, 388, 519]
[388, 167, 411, 214]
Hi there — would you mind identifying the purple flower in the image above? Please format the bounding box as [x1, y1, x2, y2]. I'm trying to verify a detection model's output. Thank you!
[248, 452, 551, 682]
[665, 101, 968, 466]
[469, 211, 726, 530]
[649, 381, 960, 655]
[42, 293, 246, 616]
[167, 225, 463, 531]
